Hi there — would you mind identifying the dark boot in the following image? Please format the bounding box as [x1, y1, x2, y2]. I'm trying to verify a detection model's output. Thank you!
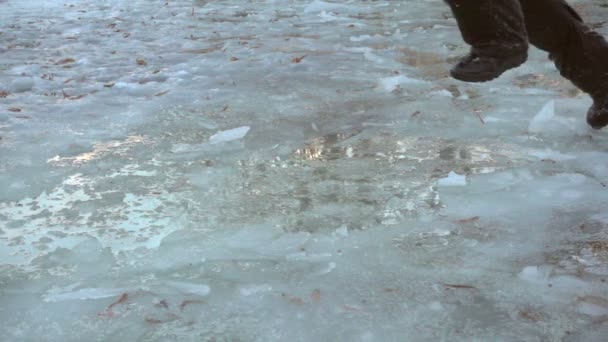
[450, 52, 528, 82]
[445, 0, 529, 82]
[587, 97, 608, 129]
[519, 0, 608, 129]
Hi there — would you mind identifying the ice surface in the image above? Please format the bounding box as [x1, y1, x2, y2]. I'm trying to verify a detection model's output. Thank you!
[437, 171, 467, 187]
[1, 0, 608, 341]
[209, 126, 251, 144]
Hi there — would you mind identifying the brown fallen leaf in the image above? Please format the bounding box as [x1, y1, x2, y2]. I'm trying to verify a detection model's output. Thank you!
[410, 110, 421, 118]
[442, 284, 477, 289]
[311, 289, 321, 302]
[8, 107, 22, 112]
[136, 58, 147, 66]
[454, 216, 480, 224]
[152, 69, 161, 74]
[62, 90, 88, 100]
[0, 91, 9, 98]
[98, 293, 129, 318]
[230, 57, 239, 61]
[179, 299, 204, 310]
[281, 293, 305, 305]
[182, 46, 222, 54]
[519, 309, 545, 322]
[145, 318, 164, 324]
[155, 299, 169, 309]
[155, 90, 170, 97]
[63, 78, 73, 84]
[56, 58, 76, 65]
[292, 55, 307, 63]
[104, 82, 115, 88]
[341, 304, 366, 312]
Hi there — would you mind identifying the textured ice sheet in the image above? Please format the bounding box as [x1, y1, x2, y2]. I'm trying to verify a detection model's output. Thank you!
[1, 0, 608, 341]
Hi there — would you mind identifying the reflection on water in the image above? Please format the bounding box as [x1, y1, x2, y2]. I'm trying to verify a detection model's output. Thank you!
[47, 135, 151, 167]
[294, 130, 361, 161]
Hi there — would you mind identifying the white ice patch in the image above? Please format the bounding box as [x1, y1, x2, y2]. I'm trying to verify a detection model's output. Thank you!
[378, 75, 427, 92]
[209, 126, 250, 144]
[437, 171, 467, 187]
[304, 0, 351, 14]
[518, 265, 552, 284]
[44, 287, 131, 302]
[529, 100, 555, 134]
[166, 281, 211, 296]
[239, 284, 273, 297]
[529, 149, 577, 162]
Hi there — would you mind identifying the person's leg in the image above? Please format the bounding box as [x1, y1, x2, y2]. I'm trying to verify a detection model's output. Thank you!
[519, 0, 608, 128]
[445, 0, 529, 82]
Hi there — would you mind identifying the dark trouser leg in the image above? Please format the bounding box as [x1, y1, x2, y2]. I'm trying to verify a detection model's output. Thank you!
[445, 0, 528, 57]
[445, 0, 529, 82]
[520, 0, 608, 128]
[519, 0, 608, 102]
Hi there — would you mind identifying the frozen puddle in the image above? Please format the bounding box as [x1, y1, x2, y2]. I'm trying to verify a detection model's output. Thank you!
[1, 0, 608, 341]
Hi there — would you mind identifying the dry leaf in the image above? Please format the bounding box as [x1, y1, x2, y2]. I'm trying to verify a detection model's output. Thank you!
[311, 289, 321, 302]
[454, 216, 480, 224]
[8, 107, 22, 112]
[442, 284, 477, 289]
[56, 58, 76, 65]
[155, 299, 169, 309]
[179, 299, 204, 310]
[104, 82, 115, 88]
[292, 55, 307, 63]
[155, 90, 170, 97]
[145, 318, 163, 324]
[182, 46, 222, 54]
[519, 309, 545, 322]
[62, 90, 88, 100]
[136, 58, 147, 66]
[0, 91, 9, 98]
[99, 293, 129, 318]
[281, 293, 305, 305]
[230, 57, 239, 61]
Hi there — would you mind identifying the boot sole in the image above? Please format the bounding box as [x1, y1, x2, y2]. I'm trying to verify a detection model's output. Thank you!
[450, 55, 527, 83]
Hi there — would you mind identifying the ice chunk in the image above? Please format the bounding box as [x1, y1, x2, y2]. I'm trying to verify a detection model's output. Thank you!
[209, 126, 250, 144]
[239, 284, 273, 297]
[304, 0, 350, 14]
[529, 149, 576, 161]
[44, 287, 130, 302]
[378, 75, 426, 92]
[9, 77, 34, 92]
[437, 171, 467, 187]
[577, 297, 608, 316]
[528, 100, 554, 133]
[166, 281, 211, 296]
[333, 225, 349, 238]
[518, 265, 552, 284]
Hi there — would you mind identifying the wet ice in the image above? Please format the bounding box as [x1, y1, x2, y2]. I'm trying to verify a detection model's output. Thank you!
[1, 0, 608, 341]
